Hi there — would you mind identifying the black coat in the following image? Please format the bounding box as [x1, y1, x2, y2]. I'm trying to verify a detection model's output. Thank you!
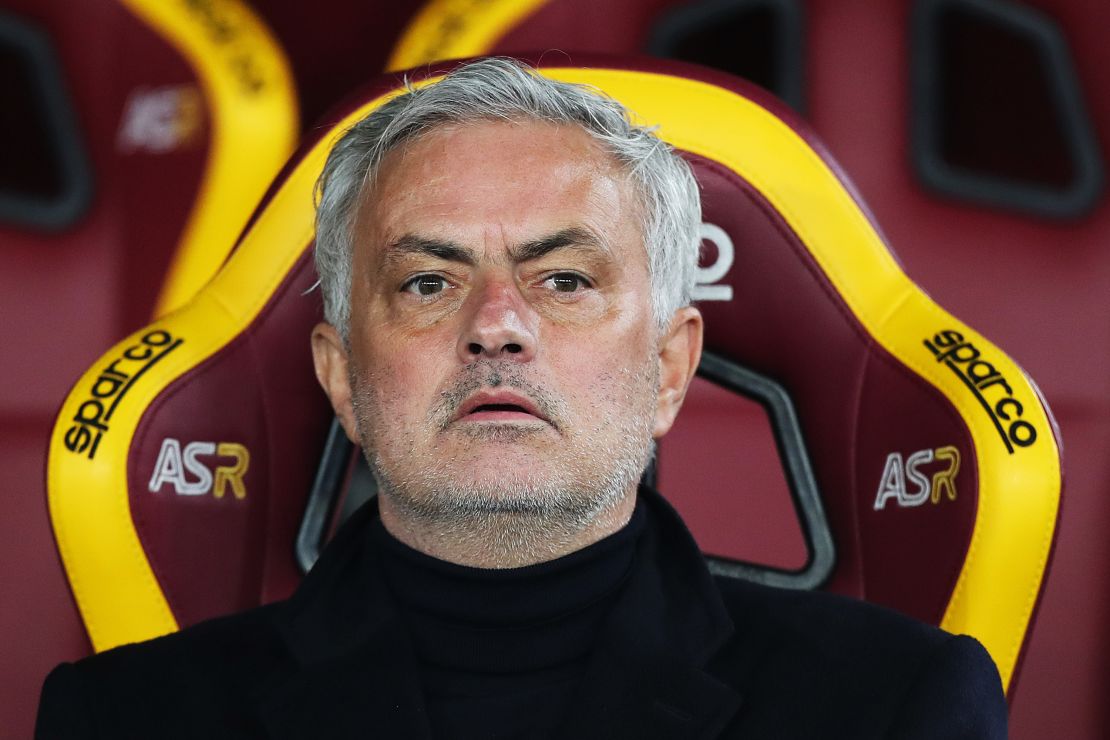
[37, 489, 1007, 739]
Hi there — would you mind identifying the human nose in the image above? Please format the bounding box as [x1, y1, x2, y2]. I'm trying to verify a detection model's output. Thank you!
[457, 279, 538, 363]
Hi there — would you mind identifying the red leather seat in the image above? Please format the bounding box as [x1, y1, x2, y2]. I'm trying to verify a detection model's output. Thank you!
[0, 1, 296, 735]
[46, 54, 1060, 723]
[247, 0, 424, 128]
[385, 4, 1109, 735]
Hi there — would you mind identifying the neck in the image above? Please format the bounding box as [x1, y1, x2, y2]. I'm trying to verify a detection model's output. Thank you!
[376, 486, 639, 569]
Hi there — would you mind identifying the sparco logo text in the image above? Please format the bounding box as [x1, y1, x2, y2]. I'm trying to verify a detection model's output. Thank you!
[64, 330, 183, 460]
[924, 330, 1036, 454]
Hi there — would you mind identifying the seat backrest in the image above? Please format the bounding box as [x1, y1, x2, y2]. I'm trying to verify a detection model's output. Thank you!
[247, 0, 424, 128]
[390, 4, 1110, 736]
[47, 56, 1061, 700]
[2, 1, 297, 736]
[385, 7, 1103, 728]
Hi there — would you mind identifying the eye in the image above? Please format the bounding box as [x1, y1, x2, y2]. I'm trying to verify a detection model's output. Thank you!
[402, 274, 450, 297]
[543, 272, 591, 293]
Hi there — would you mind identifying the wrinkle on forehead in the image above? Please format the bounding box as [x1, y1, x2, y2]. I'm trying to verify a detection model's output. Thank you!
[353, 119, 646, 272]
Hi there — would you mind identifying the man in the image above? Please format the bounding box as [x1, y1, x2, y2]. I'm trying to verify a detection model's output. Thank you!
[37, 58, 1007, 738]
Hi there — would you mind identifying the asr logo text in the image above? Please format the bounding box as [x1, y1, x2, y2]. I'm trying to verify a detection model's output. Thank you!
[873, 446, 960, 510]
[148, 438, 250, 500]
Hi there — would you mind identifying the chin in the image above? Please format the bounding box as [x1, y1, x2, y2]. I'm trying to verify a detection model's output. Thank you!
[446, 421, 556, 442]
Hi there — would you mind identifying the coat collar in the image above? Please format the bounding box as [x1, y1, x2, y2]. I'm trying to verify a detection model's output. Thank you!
[553, 489, 742, 739]
[254, 489, 743, 739]
[255, 503, 433, 738]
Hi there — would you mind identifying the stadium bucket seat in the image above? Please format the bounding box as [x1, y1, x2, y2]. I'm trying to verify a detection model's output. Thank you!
[46, 56, 1061, 709]
[2, 1, 296, 735]
[386, 6, 1110, 736]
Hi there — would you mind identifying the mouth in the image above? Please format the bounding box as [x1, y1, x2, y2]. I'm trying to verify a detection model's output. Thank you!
[453, 390, 549, 425]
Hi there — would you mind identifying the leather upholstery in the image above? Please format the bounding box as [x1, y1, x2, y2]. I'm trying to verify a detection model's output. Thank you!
[1, 1, 296, 736]
[46, 54, 1060, 710]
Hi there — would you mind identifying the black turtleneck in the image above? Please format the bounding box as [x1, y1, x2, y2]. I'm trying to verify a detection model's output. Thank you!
[370, 501, 646, 739]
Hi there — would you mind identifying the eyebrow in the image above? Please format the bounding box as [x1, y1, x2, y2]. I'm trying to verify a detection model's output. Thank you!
[509, 226, 610, 262]
[384, 234, 477, 265]
[383, 226, 609, 267]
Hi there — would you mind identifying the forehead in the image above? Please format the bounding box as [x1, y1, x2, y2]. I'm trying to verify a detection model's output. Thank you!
[355, 119, 642, 254]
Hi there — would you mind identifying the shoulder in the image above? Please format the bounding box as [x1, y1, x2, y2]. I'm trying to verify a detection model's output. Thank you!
[714, 575, 950, 659]
[67, 600, 287, 678]
[709, 578, 1007, 738]
[37, 603, 288, 739]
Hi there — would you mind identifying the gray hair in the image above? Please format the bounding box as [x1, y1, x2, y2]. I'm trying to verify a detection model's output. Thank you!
[314, 57, 702, 341]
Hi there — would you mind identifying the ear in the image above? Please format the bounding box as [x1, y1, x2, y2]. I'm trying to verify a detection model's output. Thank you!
[653, 306, 704, 439]
[310, 322, 360, 444]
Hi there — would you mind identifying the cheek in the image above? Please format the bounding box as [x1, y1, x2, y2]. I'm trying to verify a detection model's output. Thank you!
[358, 331, 454, 414]
[545, 328, 658, 402]
[552, 304, 655, 367]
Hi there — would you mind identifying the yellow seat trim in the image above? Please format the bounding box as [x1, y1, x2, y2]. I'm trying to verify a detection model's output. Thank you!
[386, 0, 550, 71]
[50, 66, 1059, 692]
[539, 68, 1059, 690]
[118, 0, 299, 318]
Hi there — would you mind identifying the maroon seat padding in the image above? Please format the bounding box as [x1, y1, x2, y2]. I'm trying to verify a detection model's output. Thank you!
[675, 151, 977, 622]
[107, 55, 987, 649]
[1, 3, 211, 735]
[247, 0, 424, 129]
[387, 0, 980, 617]
[387, 2, 1103, 733]
[45, 53, 1058, 740]
[804, 3, 1109, 738]
[128, 252, 331, 620]
[658, 382, 807, 571]
[0, 1, 296, 735]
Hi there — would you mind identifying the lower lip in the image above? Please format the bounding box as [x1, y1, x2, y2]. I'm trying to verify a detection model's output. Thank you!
[459, 410, 544, 423]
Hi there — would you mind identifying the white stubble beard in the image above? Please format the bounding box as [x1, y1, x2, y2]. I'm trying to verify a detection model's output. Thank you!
[349, 356, 659, 567]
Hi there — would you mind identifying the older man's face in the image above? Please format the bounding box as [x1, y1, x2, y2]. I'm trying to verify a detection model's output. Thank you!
[314, 120, 699, 524]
